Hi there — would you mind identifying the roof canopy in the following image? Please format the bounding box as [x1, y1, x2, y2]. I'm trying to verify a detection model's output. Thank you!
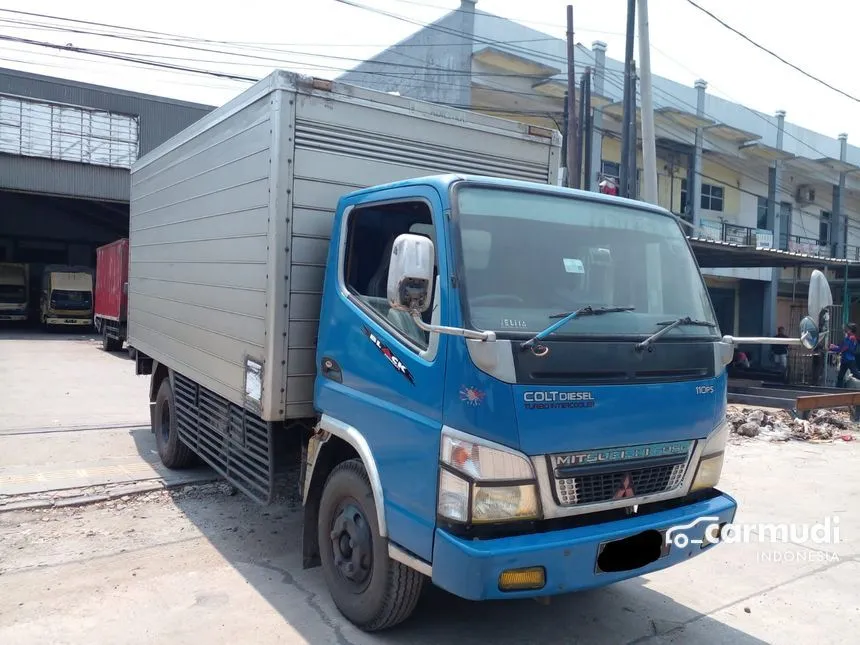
[689, 236, 857, 269]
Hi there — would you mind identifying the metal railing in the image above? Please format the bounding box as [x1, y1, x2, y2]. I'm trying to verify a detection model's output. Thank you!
[694, 218, 774, 248]
[845, 245, 860, 261]
[781, 234, 830, 257]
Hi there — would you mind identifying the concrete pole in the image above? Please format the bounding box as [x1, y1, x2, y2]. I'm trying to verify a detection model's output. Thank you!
[590, 41, 607, 191]
[636, 0, 658, 205]
[838, 133, 848, 258]
[775, 110, 786, 243]
[764, 109, 787, 341]
[839, 133, 850, 324]
[566, 5, 579, 189]
[692, 80, 707, 229]
[619, 0, 635, 198]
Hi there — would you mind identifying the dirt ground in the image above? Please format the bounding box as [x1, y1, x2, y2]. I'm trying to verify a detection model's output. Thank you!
[1, 329, 860, 644]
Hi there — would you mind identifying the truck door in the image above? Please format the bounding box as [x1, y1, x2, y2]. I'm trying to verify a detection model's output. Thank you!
[316, 185, 450, 562]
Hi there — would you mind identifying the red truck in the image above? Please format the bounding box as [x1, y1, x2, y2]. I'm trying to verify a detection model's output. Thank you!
[93, 238, 129, 352]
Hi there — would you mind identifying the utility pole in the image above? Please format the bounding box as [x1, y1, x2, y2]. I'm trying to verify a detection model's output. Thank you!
[582, 69, 593, 191]
[561, 89, 569, 187]
[619, 0, 636, 198]
[627, 60, 638, 198]
[637, 0, 657, 205]
[566, 5, 579, 188]
[576, 69, 587, 192]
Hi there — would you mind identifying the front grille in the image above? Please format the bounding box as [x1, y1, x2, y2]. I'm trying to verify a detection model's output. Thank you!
[555, 462, 687, 506]
[549, 440, 694, 507]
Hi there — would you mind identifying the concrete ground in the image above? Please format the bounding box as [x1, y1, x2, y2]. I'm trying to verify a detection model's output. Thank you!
[1, 329, 859, 644]
[0, 329, 213, 505]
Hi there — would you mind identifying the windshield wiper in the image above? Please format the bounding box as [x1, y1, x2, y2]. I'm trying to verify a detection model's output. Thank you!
[520, 305, 635, 351]
[634, 316, 717, 352]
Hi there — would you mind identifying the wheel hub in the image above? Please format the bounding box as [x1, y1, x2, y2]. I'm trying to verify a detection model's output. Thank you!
[329, 503, 373, 587]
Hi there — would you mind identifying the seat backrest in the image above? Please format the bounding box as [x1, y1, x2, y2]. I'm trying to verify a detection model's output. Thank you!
[366, 237, 396, 299]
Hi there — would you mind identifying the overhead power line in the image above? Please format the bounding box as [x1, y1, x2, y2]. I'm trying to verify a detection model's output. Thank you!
[684, 0, 860, 104]
[0, 34, 257, 82]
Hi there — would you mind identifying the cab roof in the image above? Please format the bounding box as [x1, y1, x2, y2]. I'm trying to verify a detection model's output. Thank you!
[342, 174, 673, 219]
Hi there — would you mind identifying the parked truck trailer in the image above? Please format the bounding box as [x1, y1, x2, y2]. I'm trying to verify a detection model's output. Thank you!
[94, 238, 129, 351]
[128, 70, 828, 631]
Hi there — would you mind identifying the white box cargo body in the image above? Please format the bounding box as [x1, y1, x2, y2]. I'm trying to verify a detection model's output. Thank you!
[128, 70, 561, 423]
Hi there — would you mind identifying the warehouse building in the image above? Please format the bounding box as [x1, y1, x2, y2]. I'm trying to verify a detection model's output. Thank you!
[0, 66, 213, 311]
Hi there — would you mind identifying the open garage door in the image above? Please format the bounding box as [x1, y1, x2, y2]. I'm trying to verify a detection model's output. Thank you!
[0, 189, 128, 324]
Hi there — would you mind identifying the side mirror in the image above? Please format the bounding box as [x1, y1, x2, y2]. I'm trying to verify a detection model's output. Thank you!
[799, 315, 820, 350]
[808, 269, 833, 319]
[387, 233, 434, 314]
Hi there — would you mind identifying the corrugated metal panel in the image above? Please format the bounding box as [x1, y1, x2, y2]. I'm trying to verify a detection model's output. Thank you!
[127, 93, 275, 413]
[128, 70, 559, 422]
[0, 67, 213, 199]
[0, 156, 130, 201]
[285, 87, 559, 417]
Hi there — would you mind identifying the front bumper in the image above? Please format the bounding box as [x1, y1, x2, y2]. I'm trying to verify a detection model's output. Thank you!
[431, 490, 736, 601]
[0, 313, 27, 321]
[46, 317, 91, 326]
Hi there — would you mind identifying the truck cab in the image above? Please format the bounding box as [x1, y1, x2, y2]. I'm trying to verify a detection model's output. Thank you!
[0, 263, 29, 322]
[305, 174, 737, 624]
[40, 265, 94, 329]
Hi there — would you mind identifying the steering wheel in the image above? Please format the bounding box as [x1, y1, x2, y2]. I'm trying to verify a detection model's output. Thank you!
[471, 294, 526, 306]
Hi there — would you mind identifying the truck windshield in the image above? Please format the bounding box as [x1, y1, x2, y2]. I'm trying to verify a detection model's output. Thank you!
[51, 290, 92, 310]
[454, 186, 718, 338]
[0, 285, 26, 303]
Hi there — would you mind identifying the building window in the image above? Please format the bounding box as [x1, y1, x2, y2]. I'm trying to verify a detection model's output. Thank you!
[700, 183, 724, 212]
[757, 196, 769, 229]
[600, 160, 620, 181]
[819, 210, 831, 246]
[0, 95, 139, 169]
[679, 179, 724, 214]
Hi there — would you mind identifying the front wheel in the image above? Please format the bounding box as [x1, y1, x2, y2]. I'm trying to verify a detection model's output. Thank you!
[318, 459, 425, 631]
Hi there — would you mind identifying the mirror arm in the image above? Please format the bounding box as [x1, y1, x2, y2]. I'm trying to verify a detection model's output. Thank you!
[410, 312, 496, 342]
[722, 335, 803, 346]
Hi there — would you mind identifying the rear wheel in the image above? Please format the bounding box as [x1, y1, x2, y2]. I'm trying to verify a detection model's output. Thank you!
[318, 459, 424, 631]
[102, 328, 122, 352]
[153, 377, 195, 469]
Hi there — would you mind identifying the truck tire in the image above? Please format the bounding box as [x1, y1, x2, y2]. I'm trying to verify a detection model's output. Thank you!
[153, 378, 196, 469]
[318, 459, 424, 631]
[101, 329, 122, 352]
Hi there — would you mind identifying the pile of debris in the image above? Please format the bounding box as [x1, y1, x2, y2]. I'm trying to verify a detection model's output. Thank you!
[727, 406, 856, 442]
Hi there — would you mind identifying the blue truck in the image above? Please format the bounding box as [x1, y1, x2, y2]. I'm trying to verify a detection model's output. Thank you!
[127, 71, 829, 631]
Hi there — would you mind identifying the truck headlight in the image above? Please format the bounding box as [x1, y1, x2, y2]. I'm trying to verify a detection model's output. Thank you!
[691, 420, 730, 492]
[437, 429, 540, 524]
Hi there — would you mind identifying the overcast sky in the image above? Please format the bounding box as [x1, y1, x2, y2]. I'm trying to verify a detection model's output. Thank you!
[1, 0, 857, 142]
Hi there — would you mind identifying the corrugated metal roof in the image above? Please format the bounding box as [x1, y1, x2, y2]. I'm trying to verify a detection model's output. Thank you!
[688, 235, 859, 268]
